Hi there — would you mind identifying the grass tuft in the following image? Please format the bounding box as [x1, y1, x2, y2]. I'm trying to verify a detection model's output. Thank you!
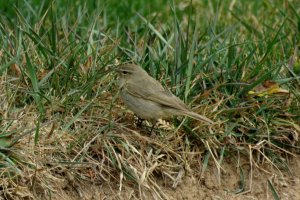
[0, 0, 299, 199]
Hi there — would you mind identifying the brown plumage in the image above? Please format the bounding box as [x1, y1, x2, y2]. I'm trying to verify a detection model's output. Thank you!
[116, 64, 214, 124]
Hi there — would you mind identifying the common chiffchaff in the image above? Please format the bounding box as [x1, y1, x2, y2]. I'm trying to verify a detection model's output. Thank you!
[116, 64, 214, 125]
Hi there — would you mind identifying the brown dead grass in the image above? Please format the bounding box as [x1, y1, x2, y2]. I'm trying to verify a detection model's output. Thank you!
[0, 98, 299, 200]
[1, 75, 299, 200]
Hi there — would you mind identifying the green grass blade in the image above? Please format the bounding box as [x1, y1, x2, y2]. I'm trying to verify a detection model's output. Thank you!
[184, 21, 198, 102]
[268, 179, 280, 200]
[137, 13, 174, 51]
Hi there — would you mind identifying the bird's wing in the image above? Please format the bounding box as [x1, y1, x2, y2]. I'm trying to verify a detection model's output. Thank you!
[125, 77, 189, 111]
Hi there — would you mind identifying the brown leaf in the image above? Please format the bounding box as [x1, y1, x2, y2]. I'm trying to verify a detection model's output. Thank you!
[248, 80, 289, 97]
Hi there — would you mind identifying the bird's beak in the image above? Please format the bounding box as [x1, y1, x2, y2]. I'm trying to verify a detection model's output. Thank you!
[115, 68, 122, 73]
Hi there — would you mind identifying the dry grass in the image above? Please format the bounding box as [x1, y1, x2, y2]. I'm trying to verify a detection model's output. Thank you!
[1, 0, 300, 199]
[1, 76, 298, 199]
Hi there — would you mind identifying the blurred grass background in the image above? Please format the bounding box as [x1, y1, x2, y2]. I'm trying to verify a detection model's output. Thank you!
[0, 0, 300, 199]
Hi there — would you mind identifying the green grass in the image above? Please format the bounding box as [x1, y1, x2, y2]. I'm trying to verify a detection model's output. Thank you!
[0, 0, 299, 199]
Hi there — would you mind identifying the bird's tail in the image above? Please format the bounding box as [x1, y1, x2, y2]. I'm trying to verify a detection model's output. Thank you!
[182, 111, 214, 124]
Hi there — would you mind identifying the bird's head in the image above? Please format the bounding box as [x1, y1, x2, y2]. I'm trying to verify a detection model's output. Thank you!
[116, 64, 147, 85]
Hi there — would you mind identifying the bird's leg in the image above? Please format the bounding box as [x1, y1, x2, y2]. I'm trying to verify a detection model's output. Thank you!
[149, 124, 155, 134]
[149, 120, 158, 137]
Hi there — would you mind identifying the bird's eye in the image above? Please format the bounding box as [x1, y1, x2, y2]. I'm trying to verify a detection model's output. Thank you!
[122, 71, 129, 75]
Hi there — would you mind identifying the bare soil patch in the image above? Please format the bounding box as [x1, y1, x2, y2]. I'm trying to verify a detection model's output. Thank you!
[33, 155, 300, 200]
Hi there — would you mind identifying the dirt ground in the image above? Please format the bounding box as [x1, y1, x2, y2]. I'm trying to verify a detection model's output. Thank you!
[3, 113, 299, 200]
[46, 155, 300, 200]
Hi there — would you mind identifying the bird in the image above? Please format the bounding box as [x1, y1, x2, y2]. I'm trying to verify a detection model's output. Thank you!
[116, 63, 214, 129]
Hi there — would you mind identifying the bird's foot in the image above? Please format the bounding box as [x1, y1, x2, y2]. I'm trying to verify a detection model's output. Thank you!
[135, 116, 145, 127]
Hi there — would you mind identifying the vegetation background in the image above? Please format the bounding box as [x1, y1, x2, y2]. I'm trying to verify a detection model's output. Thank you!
[0, 0, 299, 199]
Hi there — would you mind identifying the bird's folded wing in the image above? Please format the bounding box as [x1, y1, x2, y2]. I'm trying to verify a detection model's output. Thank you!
[125, 78, 189, 111]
